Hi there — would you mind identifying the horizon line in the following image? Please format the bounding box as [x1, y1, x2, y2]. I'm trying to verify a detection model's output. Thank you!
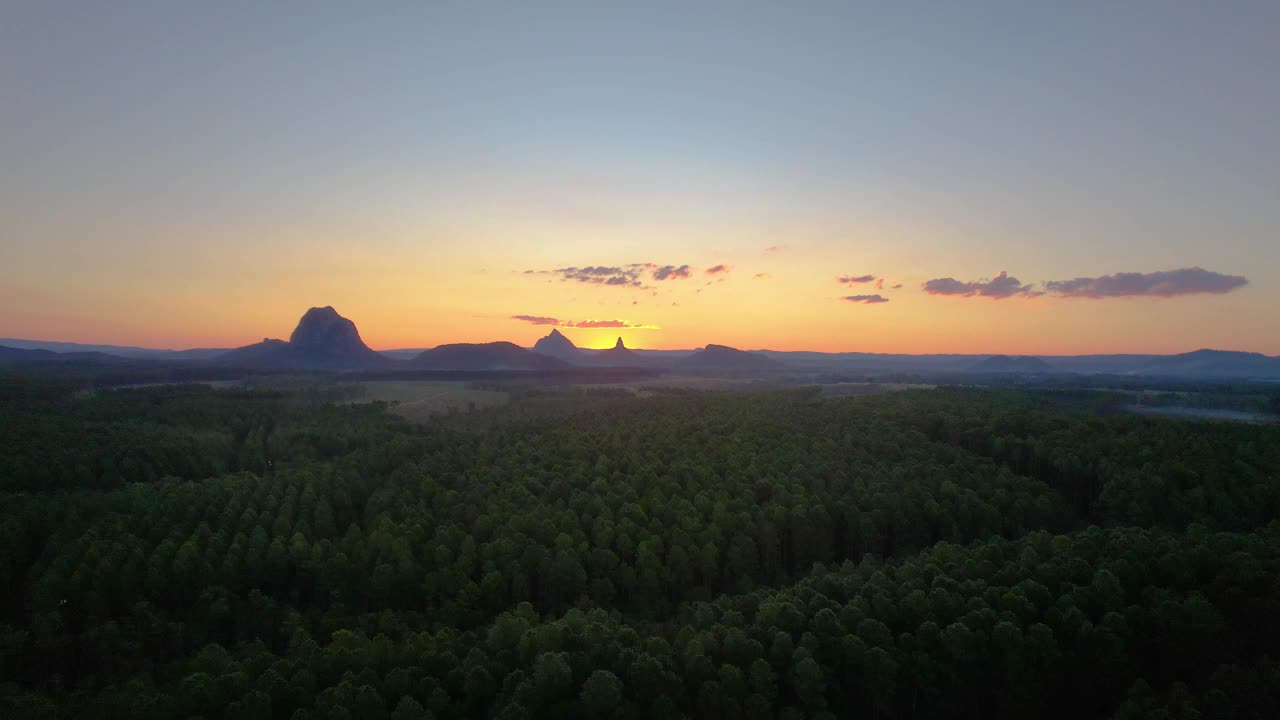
[3, 334, 1275, 360]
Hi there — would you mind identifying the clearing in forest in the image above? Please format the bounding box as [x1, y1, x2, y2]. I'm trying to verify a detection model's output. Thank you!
[343, 381, 508, 420]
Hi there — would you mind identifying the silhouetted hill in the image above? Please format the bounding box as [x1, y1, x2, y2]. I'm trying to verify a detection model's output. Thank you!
[969, 355, 1056, 374]
[410, 342, 570, 371]
[0, 345, 59, 363]
[1132, 349, 1280, 378]
[0, 345, 132, 365]
[532, 329, 582, 362]
[674, 344, 786, 373]
[0, 338, 228, 361]
[217, 339, 292, 367]
[217, 307, 388, 370]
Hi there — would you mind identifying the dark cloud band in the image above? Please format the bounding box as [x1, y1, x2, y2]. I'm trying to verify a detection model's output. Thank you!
[923, 267, 1248, 300]
[922, 271, 1038, 299]
[1044, 267, 1247, 298]
[525, 262, 710, 287]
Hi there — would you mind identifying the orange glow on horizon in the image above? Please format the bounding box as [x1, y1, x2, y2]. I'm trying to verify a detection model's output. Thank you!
[1, 208, 1272, 356]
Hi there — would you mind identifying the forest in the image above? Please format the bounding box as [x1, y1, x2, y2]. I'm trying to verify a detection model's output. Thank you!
[2, 376, 1279, 719]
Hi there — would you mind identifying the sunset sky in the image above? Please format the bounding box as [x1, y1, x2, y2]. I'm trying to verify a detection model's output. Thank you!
[3, 2, 1277, 355]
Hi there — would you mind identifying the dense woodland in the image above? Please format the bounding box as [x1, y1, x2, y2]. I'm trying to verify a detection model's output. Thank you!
[2, 377, 1279, 719]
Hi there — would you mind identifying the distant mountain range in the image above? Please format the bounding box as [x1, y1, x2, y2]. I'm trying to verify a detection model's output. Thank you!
[754, 348, 1280, 379]
[0, 338, 227, 361]
[4, 307, 1280, 380]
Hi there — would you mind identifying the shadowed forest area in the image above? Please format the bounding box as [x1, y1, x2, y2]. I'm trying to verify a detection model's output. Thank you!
[2, 378, 1280, 719]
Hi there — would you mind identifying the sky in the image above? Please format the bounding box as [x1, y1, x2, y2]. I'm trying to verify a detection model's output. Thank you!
[2, 1, 1277, 355]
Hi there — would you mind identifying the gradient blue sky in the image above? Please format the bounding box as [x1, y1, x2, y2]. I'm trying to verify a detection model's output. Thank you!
[2, 2, 1277, 353]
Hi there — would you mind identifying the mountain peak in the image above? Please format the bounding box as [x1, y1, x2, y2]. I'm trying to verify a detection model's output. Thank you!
[533, 327, 580, 360]
[303, 305, 338, 318]
[289, 306, 369, 353]
[218, 306, 383, 369]
[614, 337, 626, 350]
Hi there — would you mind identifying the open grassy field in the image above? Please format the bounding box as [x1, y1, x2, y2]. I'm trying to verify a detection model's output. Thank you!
[586, 375, 791, 395]
[343, 381, 509, 421]
[817, 381, 936, 397]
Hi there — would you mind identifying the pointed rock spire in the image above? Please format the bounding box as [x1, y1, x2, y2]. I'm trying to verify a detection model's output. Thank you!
[532, 327, 580, 360]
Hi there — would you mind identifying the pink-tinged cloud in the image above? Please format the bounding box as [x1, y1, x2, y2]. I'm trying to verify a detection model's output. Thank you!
[511, 315, 657, 329]
[705, 264, 731, 275]
[922, 271, 1039, 299]
[1044, 267, 1247, 298]
[875, 278, 885, 290]
[565, 319, 657, 329]
[753, 273, 771, 280]
[838, 274, 877, 284]
[652, 264, 692, 280]
[843, 294, 890, 304]
[765, 245, 787, 254]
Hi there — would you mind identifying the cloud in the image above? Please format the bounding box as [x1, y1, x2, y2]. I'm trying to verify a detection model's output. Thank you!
[652, 264, 692, 280]
[525, 262, 699, 288]
[891, 283, 903, 289]
[1043, 267, 1248, 299]
[564, 319, 654, 329]
[918, 266, 1248, 301]
[511, 315, 561, 325]
[705, 264, 731, 275]
[510, 315, 657, 329]
[752, 273, 771, 280]
[922, 271, 1039, 299]
[843, 294, 890, 304]
[525, 265, 649, 288]
[838, 274, 877, 284]
[765, 245, 787, 254]
[875, 278, 885, 290]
